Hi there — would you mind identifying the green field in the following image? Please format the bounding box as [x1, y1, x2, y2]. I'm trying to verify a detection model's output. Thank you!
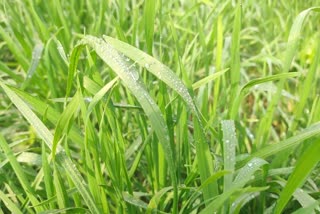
[1, 1, 320, 213]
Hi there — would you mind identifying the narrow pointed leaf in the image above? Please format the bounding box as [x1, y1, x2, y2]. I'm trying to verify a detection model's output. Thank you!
[274, 139, 320, 214]
[0, 80, 101, 214]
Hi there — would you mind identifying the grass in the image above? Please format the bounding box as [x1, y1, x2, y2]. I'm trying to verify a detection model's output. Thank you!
[0, 0, 320, 213]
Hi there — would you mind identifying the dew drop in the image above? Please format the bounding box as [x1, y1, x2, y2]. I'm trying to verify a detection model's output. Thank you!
[130, 71, 139, 81]
[145, 63, 150, 69]
[84, 97, 92, 103]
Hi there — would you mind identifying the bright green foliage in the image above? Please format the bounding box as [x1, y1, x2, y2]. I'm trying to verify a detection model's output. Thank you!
[1, 1, 320, 213]
[274, 139, 320, 213]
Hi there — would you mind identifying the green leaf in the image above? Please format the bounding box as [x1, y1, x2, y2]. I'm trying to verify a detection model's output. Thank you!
[52, 91, 80, 158]
[240, 72, 301, 96]
[87, 76, 119, 117]
[147, 186, 173, 213]
[53, 164, 69, 208]
[292, 201, 320, 214]
[0, 189, 23, 214]
[69, 35, 179, 212]
[292, 37, 320, 131]
[229, 1, 242, 119]
[10, 87, 84, 145]
[0, 134, 42, 212]
[143, 0, 156, 54]
[67, 45, 84, 98]
[38, 207, 87, 214]
[0, 26, 29, 71]
[103, 34, 217, 202]
[274, 139, 320, 214]
[200, 158, 268, 214]
[0, 81, 53, 147]
[255, 6, 320, 147]
[221, 120, 237, 192]
[229, 72, 301, 119]
[123, 192, 149, 210]
[238, 122, 320, 167]
[21, 42, 44, 89]
[192, 68, 229, 90]
[0, 80, 101, 214]
[103, 35, 197, 113]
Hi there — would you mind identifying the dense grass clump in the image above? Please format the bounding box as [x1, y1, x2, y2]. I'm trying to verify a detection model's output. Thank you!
[1, 1, 320, 213]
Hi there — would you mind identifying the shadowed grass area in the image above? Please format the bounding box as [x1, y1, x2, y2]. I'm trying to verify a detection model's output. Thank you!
[0, 1, 320, 213]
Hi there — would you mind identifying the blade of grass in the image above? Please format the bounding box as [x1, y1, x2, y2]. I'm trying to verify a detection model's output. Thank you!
[143, 0, 156, 54]
[10, 87, 83, 144]
[50, 0, 71, 46]
[123, 192, 149, 210]
[194, 119, 218, 201]
[229, 188, 269, 214]
[0, 134, 43, 212]
[192, 68, 229, 90]
[238, 122, 320, 167]
[147, 186, 173, 213]
[0, 82, 53, 147]
[78, 91, 110, 213]
[37, 207, 87, 214]
[52, 91, 80, 158]
[103, 35, 218, 200]
[200, 158, 268, 214]
[228, 1, 242, 119]
[21, 42, 44, 89]
[308, 95, 320, 125]
[66, 45, 83, 98]
[24, 0, 49, 40]
[53, 164, 69, 209]
[54, 38, 69, 65]
[212, 15, 224, 120]
[240, 72, 301, 96]
[291, 37, 320, 131]
[102, 35, 197, 113]
[229, 72, 301, 119]
[255, 7, 320, 147]
[0, 26, 29, 71]
[274, 138, 320, 214]
[271, 170, 320, 211]
[87, 77, 119, 117]
[41, 143, 55, 209]
[292, 201, 320, 214]
[0, 80, 101, 214]
[70, 35, 178, 213]
[111, 16, 128, 42]
[0, 61, 23, 81]
[221, 120, 237, 193]
[0, 189, 23, 214]
[180, 170, 231, 214]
